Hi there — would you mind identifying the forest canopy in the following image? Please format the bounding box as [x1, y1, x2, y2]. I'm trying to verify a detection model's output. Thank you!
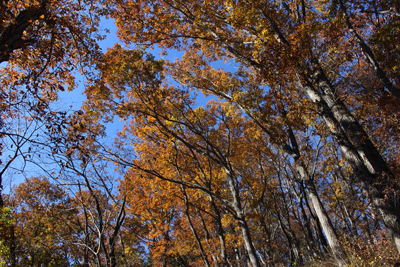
[1, 0, 400, 266]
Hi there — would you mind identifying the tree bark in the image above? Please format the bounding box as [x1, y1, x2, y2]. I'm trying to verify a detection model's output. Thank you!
[280, 126, 348, 266]
[0, 0, 49, 63]
[225, 169, 261, 267]
[292, 181, 321, 259]
[276, 167, 304, 266]
[299, 60, 400, 254]
[181, 186, 211, 267]
[208, 195, 230, 267]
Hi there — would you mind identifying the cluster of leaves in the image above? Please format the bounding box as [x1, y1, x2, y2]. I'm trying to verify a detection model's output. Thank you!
[4, 177, 75, 266]
[1, 0, 400, 266]
[0, 0, 103, 205]
[0, 207, 12, 266]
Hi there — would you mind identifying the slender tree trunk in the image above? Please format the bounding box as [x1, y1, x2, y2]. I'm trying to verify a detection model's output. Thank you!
[332, 170, 359, 240]
[276, 168, 304, 266]
[277, 210, 303, 266]
[256, 207, 276, 266]
[296, 160, 347, 265]
[234, 247, 241, 267]
[181, 186, 211, 267]
[225, 169, 261, 267]
[9, 224, 16, 267]
[338, 0, 400, 100]
[108, 198, 125, 267]
[300, 182, 329, 252]
[293, 182, 321, 259]
[197, 210, 220, 267]
[281, 127, 347, 266]
[300, 61, 400, 254]
[208, 195, 230, 267]
[83, 211, 90, 266]
[236, 215, 261, 267]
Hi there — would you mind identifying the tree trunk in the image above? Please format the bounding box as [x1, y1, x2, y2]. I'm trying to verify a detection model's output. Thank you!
[181, 186, 211, 267]
[225, 170, 261, 267]
[277, 210, 303, 266]
[281, 127, 348, 266]
[299, 61, 400, 254]
[338, 0, 400, 100]
[208, 195, 230, 267]
[197, 211, 221, 267]
[236, 216, 261, 267]
[0, 0, 49, 63]
[296, 160, 347, 265]
[276, 167, 304, 266]
[292, 182, 321, 259]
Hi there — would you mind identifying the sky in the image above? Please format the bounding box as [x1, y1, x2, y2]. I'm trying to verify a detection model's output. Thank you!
[58, 18, 221, 137]
[1, 20, 121, 193]
[2, 16, 237, 193]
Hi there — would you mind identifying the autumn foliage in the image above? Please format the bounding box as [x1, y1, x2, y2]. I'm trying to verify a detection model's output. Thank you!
[1, 0, 400, 266]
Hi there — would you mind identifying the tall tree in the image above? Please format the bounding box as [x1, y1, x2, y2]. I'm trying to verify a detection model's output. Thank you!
[3, 176, 76, 266]
[0, 0, 103, 203]
[105, 0, 400, 262]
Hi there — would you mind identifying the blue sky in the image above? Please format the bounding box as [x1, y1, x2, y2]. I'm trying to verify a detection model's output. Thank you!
[58, 18, 220, 138]
[2, 17, 233, 193]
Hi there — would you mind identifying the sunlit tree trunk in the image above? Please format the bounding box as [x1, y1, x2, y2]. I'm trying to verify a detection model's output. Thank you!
[224, 168, 261, 267]
[300, 60, 400, 254]
[197, 210, 221, 267]
[277, 126, 347, 266]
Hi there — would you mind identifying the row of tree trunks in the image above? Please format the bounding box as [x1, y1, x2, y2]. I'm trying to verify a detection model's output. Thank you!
[300, 59, 400, 254]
